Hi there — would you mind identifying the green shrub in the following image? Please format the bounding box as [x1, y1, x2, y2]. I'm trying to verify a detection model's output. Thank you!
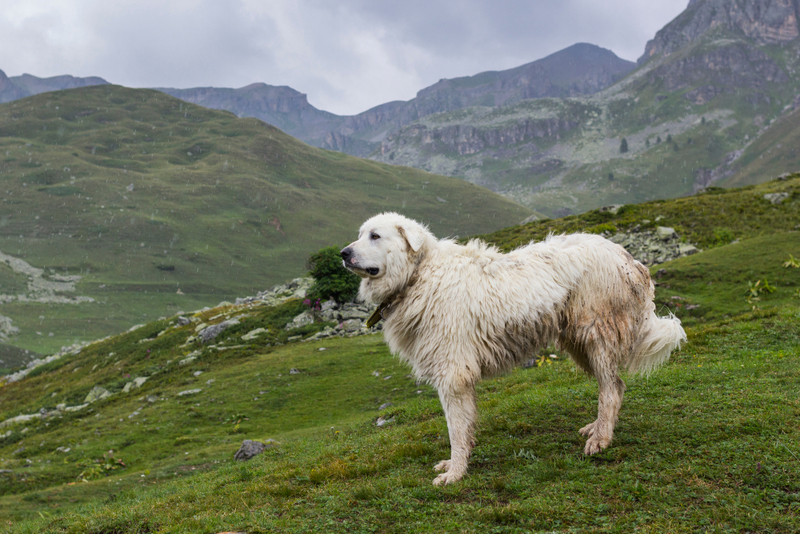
[306, 246, 360, 303]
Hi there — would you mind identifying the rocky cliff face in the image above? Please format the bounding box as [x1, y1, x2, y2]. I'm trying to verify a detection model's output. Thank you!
[0, 69, 30, 104]
[10, 73, 109, 94]
[0, 71, 108, 103]
[159, 44, 633, 157]
[380, 117, 580, 157]
[640, 0, 800, 63]
[412, 44, 635, 116]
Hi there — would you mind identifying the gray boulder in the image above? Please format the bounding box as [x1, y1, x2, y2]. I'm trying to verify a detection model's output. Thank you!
[763, 192, 789, 205]
[84, 386, 112, 404]
[198, 319, 240, 343]
[233, 439, 276, 461]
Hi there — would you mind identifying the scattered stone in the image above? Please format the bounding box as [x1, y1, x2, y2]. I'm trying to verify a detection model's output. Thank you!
[145, 395, 158, 403]
[372, 371, 381, 377]
[519, 214, 540, 225]
[763, 192, 790, 205]
[0, 413, 42, 429]
[84, 386, 112, 404]
[176, 316, 191, 326]
[177, 389, 202, 396]
[598, 204, 624, 214]
[656, 226, 677, 240]
[179, 355, 198, 366]
[123, 376, 149, 393]
[379, 402, 393, 410]
[289, 368, 301, 375]
[286, 311, 314, 330]
[233, 439, 275, 461]
[241, 327, 266, 341]
[198, 319, 240, 343]
[608, 228, 699, 266]
[376, 416, 395, 427]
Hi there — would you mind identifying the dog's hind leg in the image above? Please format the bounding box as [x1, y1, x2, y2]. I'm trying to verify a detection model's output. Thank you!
[432, 384, 478, 486]
[583, 369, 626, 455]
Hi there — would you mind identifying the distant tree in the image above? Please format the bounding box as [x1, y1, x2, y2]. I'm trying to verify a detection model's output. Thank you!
[646, 138, 650, 148]
[673, 142, 679, 151]
[666, 134, 673, 144]
[656, 136, 662, 144]
[701, 116, 706, 125]
[608, 172, 615, 181]
[620, 138, 629, 153]
[306, 246, 360, 303]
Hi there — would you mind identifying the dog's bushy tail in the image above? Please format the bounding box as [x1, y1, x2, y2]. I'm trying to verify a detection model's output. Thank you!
[625, 311, 687, 375]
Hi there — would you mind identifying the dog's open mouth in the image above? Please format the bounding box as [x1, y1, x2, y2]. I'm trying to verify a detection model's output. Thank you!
[344, 263, 380, 278]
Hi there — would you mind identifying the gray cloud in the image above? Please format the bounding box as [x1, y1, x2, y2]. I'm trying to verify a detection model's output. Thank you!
[0, 0, 687, 115]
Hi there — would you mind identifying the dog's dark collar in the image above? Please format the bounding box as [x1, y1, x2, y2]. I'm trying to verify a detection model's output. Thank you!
[365, 253, 423, 328]
[366, 300, 393, 328]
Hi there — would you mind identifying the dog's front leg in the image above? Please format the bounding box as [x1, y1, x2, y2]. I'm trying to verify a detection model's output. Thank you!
[433, 384, 477, 486]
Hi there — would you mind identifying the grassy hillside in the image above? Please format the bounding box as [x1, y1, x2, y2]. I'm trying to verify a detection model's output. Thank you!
[479, 174, 800, 253]
[0, 85, 531, 359]
[1, 306, 798, 532]
[1, 176, 799, 532]
[720, 104, 800, 189]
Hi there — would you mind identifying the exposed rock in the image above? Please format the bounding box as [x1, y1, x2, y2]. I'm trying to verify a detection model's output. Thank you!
[198, 319, 240, 343]
[376, 416, 395, 427]
[286, 311, 314, 330]
[241, 327, 266, 341]
[640, 0, 800, 64]
[656, 226, 677, 240]
[177, 389, 202, 396]
[609, 227, 699, 266]
[122, 376, 149, 393]
[0, 413, 42, 429]
[233, 439, 276, 461]
[763, 192, 790, 204]
[84, 386, 112, 404]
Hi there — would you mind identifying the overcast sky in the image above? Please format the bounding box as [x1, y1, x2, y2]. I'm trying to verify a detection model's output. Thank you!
[0, 0, 687, 115]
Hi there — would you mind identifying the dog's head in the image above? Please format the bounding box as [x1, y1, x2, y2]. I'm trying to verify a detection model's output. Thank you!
[341, 212, 432, 303]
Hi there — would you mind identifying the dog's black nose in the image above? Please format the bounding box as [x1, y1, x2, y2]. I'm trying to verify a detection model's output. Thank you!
[340, 247, 353, 261]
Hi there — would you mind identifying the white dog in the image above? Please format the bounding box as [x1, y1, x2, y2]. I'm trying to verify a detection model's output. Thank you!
[341, 212, 686, 486]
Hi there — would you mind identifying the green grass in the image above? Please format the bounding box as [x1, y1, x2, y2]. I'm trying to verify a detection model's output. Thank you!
[0, 86, 531, 357]
[477, 174, 800, 252]
[2, 171, 800, 532]
[652, 233, 800, 326]
[2, 304, 799, 533]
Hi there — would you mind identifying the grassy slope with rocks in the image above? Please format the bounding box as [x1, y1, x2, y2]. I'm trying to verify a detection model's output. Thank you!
[0, 85, 531, 363]
[1, 177, 799, 532]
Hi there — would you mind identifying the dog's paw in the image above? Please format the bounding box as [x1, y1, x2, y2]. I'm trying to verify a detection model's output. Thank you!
[432, 470, 463, 486]
[583, 435, 611, 455]
[578, 420, 597, 437]
[433, 460, 451, 472]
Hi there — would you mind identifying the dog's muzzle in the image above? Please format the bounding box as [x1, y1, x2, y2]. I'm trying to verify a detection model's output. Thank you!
[340, 247, 379, 276]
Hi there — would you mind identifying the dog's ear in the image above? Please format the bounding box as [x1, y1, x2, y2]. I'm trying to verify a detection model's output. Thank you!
[397, 224, 427, 252]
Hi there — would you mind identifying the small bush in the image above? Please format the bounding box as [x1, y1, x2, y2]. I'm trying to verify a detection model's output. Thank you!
[306, 246, 360, 303]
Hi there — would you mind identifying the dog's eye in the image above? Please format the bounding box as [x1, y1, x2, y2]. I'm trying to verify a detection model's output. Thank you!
[370, 232, 380, 240]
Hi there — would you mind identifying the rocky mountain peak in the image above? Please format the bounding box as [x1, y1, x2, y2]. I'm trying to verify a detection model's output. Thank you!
[639, 0, 800, 64]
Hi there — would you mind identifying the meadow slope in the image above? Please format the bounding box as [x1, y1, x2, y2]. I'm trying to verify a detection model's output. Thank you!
[0, 85, 531, 360]
[1, 176, 799, 532]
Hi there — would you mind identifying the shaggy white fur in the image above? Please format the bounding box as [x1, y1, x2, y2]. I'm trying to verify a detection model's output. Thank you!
[341, 212, 686, 486]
